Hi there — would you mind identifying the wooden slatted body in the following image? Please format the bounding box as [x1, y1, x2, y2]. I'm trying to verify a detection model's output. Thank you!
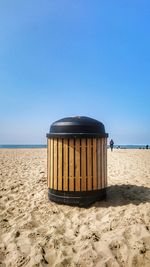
[47, 137, 107, 191]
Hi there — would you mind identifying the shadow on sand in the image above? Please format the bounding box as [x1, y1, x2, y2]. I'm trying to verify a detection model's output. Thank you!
[95, 184, 150, 207]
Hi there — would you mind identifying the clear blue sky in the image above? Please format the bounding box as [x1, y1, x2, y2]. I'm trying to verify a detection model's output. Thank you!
[0, 0, 150, 145]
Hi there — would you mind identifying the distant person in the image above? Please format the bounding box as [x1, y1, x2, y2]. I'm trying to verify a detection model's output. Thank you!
[110, 139, 114, 151]
[146, 145, 149, 149]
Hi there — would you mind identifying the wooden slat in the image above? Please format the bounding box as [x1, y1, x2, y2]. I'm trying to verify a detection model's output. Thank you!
[87, 139, 92, 190]
[50, 139, 53, 189]
[97, 138, 101, 189]
[47, 139, 49, 187]
[101, 138, 104, 188]
[47, 139, 50, 188]
[106, 138, 108, 187]
[53, 139, 58, 190]
[69, 139, 74, 191]
[93, 138, 97, 190]
[75, 139, 80, 191]
[81, 139, 86, 191]
[100, 139, 103, 189]
[58, 138, 63, 190]
[103, 138, 105, 188]
[49, 139, 51, 187]
[104, 138, 107, 187]
[63, 139, 68, 191]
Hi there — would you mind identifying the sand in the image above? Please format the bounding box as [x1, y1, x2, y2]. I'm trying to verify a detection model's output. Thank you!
[0, 148, 150, 267]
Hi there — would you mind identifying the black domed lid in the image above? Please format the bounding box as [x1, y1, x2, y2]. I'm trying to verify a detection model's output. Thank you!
[47, 116, 108, 138]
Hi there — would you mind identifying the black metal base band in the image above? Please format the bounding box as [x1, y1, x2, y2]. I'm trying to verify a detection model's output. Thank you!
[48, 188, 106, 207]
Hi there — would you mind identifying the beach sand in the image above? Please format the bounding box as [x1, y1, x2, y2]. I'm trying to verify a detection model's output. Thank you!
[0, 148, 150, 267]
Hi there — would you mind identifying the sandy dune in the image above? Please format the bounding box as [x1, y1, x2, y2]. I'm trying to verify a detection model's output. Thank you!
[0, 149, 150, 267]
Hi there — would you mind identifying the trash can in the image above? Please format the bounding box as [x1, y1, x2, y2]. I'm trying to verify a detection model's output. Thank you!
[46, 116, 108, 207]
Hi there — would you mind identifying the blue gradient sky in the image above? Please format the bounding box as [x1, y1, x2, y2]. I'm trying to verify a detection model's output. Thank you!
[0, 0, 150, 145]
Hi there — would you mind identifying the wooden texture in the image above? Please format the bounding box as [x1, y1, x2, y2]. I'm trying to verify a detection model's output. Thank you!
[75, 139, 81, 191]
[81, 139, 86, 190]
[63, 139, 68, 191]
[87, 138, 92, 190]
[53, 139, 58, 190]
[97, 138, 101, 189]
[93, 138, 97, 190]
[102, 138, 105, 188]
[69, 139, 74, 191]
[50, 139, 53, 189]
[104, 138, 107, 187]
[47, 137, 107, 192]
[100, 138, 103, 189]
[47, 139, 50, 188]
[58, 138, 62, 190]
